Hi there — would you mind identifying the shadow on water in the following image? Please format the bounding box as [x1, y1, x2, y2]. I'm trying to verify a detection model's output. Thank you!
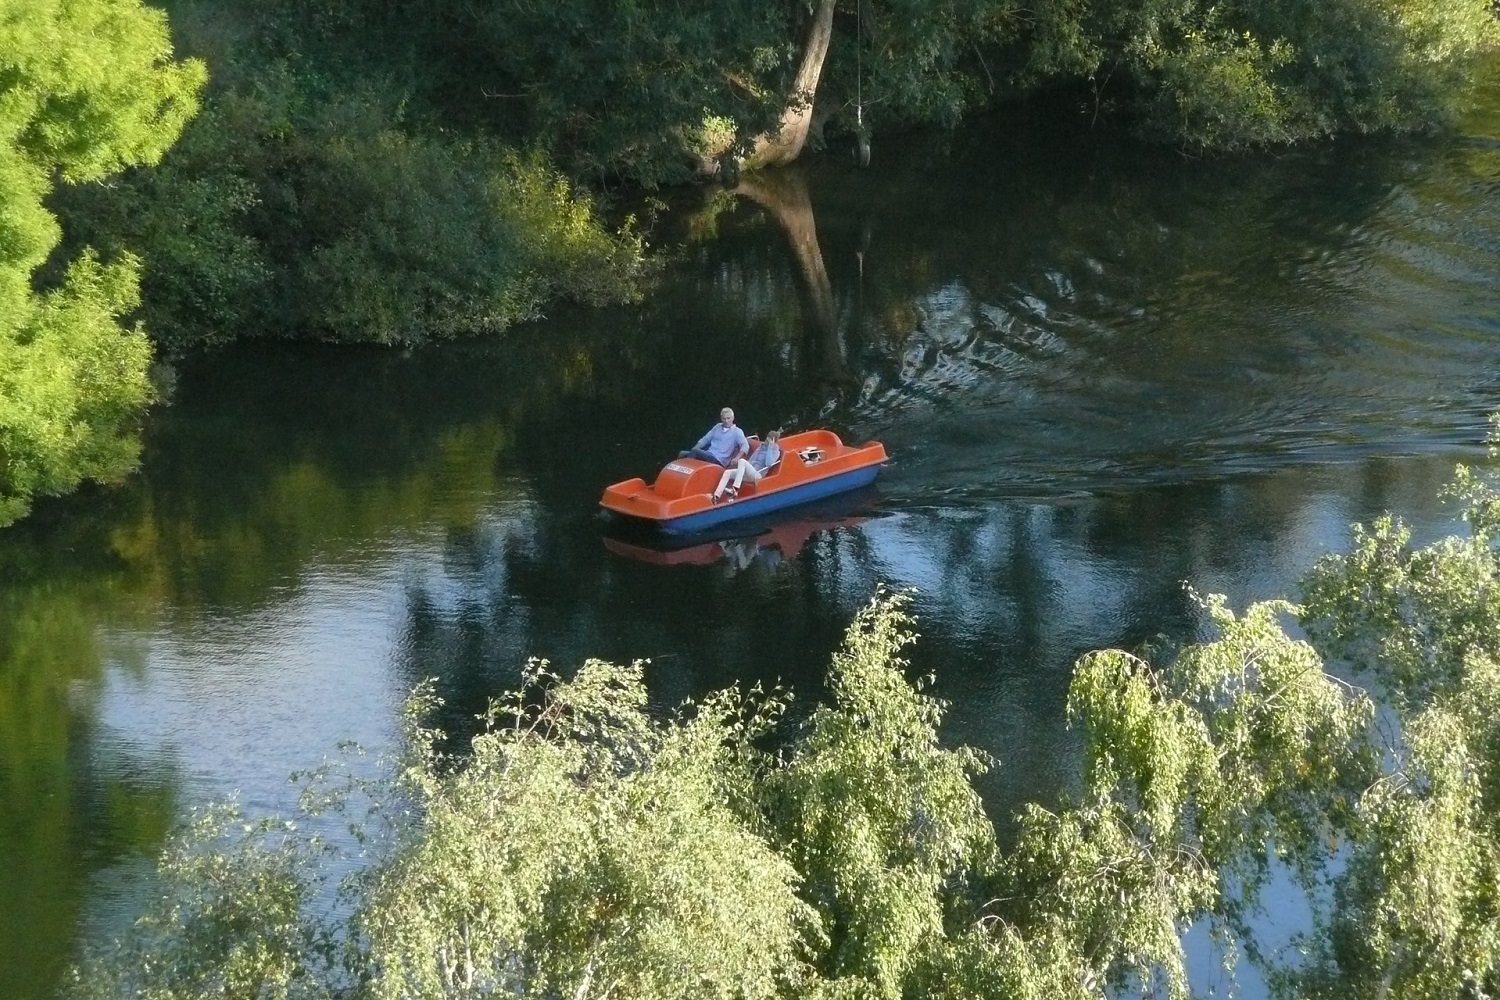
[3, 94, 1499, 998]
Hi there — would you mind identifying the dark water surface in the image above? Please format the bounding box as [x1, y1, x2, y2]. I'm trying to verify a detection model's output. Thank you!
[5, 97, 1500, 998]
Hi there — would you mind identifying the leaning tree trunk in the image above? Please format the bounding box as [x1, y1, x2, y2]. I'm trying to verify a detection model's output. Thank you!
[744, 0, 838, 170]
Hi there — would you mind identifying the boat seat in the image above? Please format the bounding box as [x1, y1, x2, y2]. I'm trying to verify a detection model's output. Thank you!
[722, 438, 781, 498]
[746, 437, 783, 478]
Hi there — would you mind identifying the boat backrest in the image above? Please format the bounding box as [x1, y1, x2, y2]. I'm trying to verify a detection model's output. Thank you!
[780, 428, 842, 454]
[746, 435, 784, 476]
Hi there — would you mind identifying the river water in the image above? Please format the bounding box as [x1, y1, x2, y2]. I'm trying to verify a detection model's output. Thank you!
[3, 96, 1499, 998]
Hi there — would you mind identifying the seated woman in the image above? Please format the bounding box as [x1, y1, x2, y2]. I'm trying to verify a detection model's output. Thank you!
[711, 430, 781, 503]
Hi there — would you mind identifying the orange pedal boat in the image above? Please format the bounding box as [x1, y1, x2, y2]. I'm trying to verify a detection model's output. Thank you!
[600, 429, 887, 535]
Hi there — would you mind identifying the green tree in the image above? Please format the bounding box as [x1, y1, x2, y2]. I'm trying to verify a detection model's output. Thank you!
[359, 670, 812, 1000]
[940, 426, 1500, 999]
[763, 596, 993, 997]
[1287, 422, 1500, 998]
[1012, 0, 1498, 149]
[959, 597, 1375, 998]
[0, 0, 204, 526]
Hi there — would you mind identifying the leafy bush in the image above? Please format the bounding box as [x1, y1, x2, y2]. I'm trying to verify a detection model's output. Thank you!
[60, 68, 650, 350]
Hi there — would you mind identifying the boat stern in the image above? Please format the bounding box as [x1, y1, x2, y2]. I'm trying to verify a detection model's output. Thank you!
[600, 460, 723, 523]
[599, 477, 651, 516]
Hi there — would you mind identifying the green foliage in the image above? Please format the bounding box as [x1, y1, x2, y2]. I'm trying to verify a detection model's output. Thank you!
[51, 588, 1382, 1000]
[1302, 520, 1500, 711]
[0, 252, 155, 526]
[0, 0, 204, 525]
[53, 93, 269, 352]
[966, 596, 1373, 999]
[503, 0, 1495, 157]
[992, 793, 1217, 999]
[69, 803, 339, 1000]
[58, 35, 651, 348]
[1287, 424, 1500, 998]
[1013, 0, 1498, 149]
[951, 434, 1500, 999]
[292, 135, 646, 346]
[765, 594, 994, 998]
[0, 0, 204, 185]
[441, 0, 1496, 162]
[359, 668, 812, 1000]
[459, 0, 792, 184]
[817, 0, 1026, 136]
[35, 0, 1494, 370]
[1303, 699, 1500, 1000]
[68, 595, 998, 999]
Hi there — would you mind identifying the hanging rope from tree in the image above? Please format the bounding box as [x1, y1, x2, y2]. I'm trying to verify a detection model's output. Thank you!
[855, 0, 871, 166]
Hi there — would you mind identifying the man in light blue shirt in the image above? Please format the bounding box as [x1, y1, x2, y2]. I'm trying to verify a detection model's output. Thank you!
[679, 407, 749, 466]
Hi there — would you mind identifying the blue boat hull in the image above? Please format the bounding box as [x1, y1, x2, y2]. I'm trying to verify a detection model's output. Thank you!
[636, 466, 881, 535]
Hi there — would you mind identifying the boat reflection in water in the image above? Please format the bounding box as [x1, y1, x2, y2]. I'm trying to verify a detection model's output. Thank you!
[602, 486, 879, 571]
